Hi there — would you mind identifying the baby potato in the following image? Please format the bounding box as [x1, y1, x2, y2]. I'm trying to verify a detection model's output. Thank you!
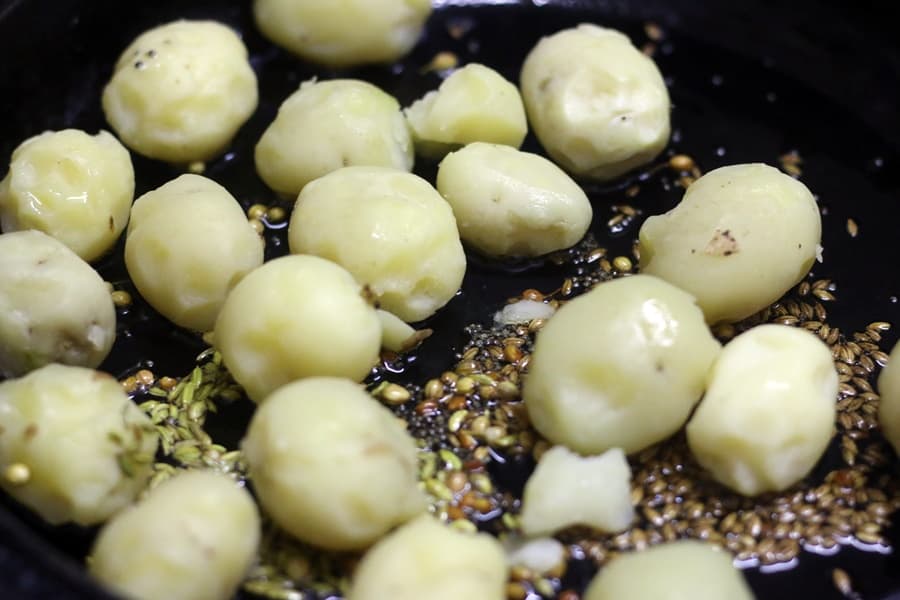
[347, 515, 507, 600]
[255, 79, 413, 197]
[877, 341, 900, 456]
[214, 255, 381, 402]
[102, 20, 258, 163]
[520, 24, 670, 180]
[583, 540, 754, 600]
[0, 230, 115, 377]
[436, 142, 592, 257]
[288, 167, 466, 322]
[90, 471, 260, 600]
[242, 377, 425, 550]
[639, 163, 821, 324]
[0, 129, 134, 262]
[0, 364, 157, 526]
[686, 324, 838, 496]
[523, 274, 721, 455]
[405, 64, 528, 158]
[125, 174, 264, 332]
[253, 0, 432, 67]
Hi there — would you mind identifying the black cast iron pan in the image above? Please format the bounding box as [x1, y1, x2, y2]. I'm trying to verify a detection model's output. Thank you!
[1, 0, 899, 598]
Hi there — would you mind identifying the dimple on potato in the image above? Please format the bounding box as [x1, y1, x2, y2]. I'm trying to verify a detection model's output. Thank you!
[877, 340, 900, 456]
[124, 174, 264, 332]
[639, 163, 821, 324]
[0, 129, 134, 262]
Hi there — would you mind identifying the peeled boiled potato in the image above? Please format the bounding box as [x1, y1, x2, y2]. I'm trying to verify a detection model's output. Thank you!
[639, 163, 821, 324]
[242, 377, 424, 550]
[436, 142, 592, 257]
[687, 324, 837, 496]
[90, 471, 260, 600]
[102, 20, 257, 163]
[347, 515, 507, 600]
[0, 230, 115, 377]
[583, 540, 754, 600]
[0, 129, 134, 262]
[519, 446, 633, 537]
[877, 341, 900, 456]
[0, 364, 157, 526]
[288, 167, 466, 322]
[125, 174, 264, 332]
[405, 64, 528, 158]
[255, 79, 413, 197]
[523, 274, 721, 455]
[520, 24, 670, 180]
[214, 255, 381, 402]
[253, 0, 432, 67]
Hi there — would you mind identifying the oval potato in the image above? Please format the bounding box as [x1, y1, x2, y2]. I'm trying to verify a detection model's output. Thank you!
[877, 340, 900, 456]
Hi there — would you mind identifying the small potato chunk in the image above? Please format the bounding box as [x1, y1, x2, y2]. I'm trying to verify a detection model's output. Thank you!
[288, 167, 466, 322]
[102, 20, 258, 163]
[877, 341, 900, 456]
[639, 163, 821, 324]
[0, 364, 157, 526]
[90, 471, 260, 600]
[0, 230, 115, 377]
[519, 446, 633, 537]
[583, 540, 754, 600]
[405, 64, 528, 158]
[523, 274, 720, 455]
[0, 129, 134, 262]
[436, 142, 592, 257]
[242, 377, 424, 550]
[255, 79, 413, 197]
[347, 515, 507, 600]
[253, 0, 432, 67]
[214, 255, 381, 402]
[124, 174, 264, 332]
[686, 324, 838, 496]
[520, 24, 670, 180]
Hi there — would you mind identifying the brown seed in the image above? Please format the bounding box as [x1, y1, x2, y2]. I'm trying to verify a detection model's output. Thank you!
[832, 568, 853, 596]
[506, 582, 527, 600]
[521, 288, 544, 302]
[668, 154, 695, 171]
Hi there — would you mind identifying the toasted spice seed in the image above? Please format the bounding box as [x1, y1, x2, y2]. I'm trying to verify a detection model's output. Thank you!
[612, 256, 633, 272]
[668, 154, 695, 171]
[846, 218, 859, 238]
[111, 290, 132, 307]
[381, 383, 411, 405]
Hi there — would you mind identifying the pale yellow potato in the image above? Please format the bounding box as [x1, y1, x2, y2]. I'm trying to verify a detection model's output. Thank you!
[877, 341, 900, 456]
[639, 163, 821, 324]
[125, 174, 264, 332]
[102, 20, 257, 163]
[686, 324, 838, 496]
[437, 142, 591, 257]
[253, 0, 432, 67]
[0, 364, 157, 526]
[0, 129, 134, 262]
[242, 377, 424, 550]
[255, 79, 413, 197]
[405, 64, 528, 158]
[584, 540, 754, 600]
[347, 515, 507, 600]
[289, 167, 466, 322]
[214, 255, 381, 402]
[519, 446, 633, 537]
[90, 471, 260, 600]
[523, 274, 720, 455]
[520, 24, 670, 180]
[0, 231, 115, 377]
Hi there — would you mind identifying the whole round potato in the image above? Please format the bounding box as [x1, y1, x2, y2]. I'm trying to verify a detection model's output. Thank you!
[90, 471, 260, 600]
[877, 341, 900, 456]
[436, 142, 592, 257]
[255, 79, 413, 197]
[0, 230, 115, 377]
[639, 163, 821, 324]
[214, 255, 382, 402]
[686, 324, 838, 496]
[288, 167, 466, 322]
[102, 20, 258, 163]
[243, 377, 424, 550]
[125, 174, 264, 332]
[347, 515, 507, 600]
[523, 274, 721, 455]
[253, 0, 432, 67]
[520, 24, 670, 180]
[0, 129, 134, 262]
[0, 364, 157, 526]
